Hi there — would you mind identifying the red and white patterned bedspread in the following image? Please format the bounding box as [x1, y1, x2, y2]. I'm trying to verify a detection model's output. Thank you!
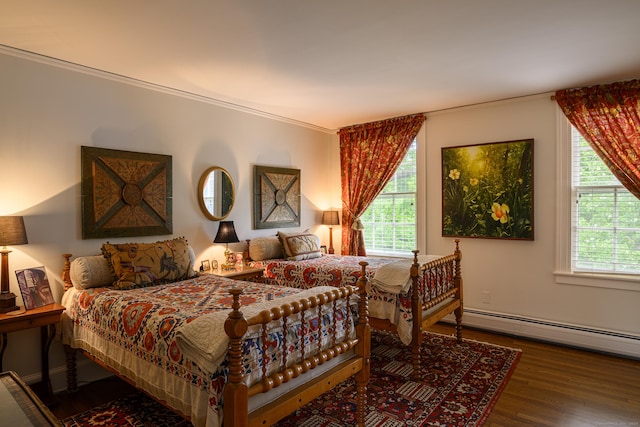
[61, 275, 356, 427]
[254, 254, 396, 288]
[251, 254, 417, 345]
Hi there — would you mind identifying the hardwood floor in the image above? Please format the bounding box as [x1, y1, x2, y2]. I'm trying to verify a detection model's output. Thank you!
[430, 323, 640, 427]
[50, 324, 640, 426]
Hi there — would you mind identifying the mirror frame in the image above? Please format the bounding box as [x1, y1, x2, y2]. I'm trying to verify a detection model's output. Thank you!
[197, 166, 235, 221]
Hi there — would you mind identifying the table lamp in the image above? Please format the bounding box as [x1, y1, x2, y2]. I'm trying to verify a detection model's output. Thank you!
[0, 216, 28, 313]
[214, 221, 240, 271]
[321, 210, 340, 254]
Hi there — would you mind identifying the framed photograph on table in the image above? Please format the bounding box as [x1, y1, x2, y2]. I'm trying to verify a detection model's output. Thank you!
[200, 260, 211, 272]
[15, 266, 54, 310]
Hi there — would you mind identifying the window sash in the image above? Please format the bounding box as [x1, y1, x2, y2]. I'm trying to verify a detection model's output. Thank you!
[362, 141, 417, 255]
[571, 129, 640, 275]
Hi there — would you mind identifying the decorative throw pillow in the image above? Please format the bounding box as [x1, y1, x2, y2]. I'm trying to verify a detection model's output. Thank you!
[101, 237, 195, 289]
[70, 255, 115, 289]
[277, 230, 322, 261]
[249, 236, 283, 261]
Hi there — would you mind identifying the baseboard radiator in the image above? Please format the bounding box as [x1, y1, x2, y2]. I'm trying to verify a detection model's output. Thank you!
[442, 308, 640, 360]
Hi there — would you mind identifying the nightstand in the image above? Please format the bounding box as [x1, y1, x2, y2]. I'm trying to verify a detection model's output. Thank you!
[206, 266, 265, 282]
[0, 303, 65, 406]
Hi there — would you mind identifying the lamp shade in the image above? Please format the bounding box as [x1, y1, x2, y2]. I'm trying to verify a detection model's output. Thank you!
[0, 216, 28, 246]
[213, 221, 240, 244]
[322, 210, 340, 226]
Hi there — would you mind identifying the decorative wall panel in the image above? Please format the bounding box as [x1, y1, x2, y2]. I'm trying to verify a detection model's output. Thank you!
[253, 165, 300, 229]
[81, 146, 172, 239]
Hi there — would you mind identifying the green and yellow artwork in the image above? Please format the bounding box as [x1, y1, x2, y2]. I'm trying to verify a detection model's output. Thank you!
[442, 139, 534, 240]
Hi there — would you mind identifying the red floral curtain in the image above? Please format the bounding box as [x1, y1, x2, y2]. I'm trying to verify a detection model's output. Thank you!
[555, 79, 640, 199]
[339, 113, 425, 255]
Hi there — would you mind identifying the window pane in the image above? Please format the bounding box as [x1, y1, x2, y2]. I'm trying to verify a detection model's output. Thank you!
[617, 192, 640, 228]
[576, 192, 614, 228]
[362, 140, 417, 254]
[571, 127, 640, 275]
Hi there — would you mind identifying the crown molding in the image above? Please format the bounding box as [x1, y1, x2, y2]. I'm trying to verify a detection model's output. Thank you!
[0, 44, 333, 134]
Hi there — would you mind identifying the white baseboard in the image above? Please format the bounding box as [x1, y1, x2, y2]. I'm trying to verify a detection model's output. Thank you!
[442, 308, 640, 359]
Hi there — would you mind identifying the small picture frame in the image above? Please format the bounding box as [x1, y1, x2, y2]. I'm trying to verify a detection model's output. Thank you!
[15, 266, 54, 310]
[234, 252, 244, 268]
[200, 260, 211, 271]
[226, 252, 236, 265]
[210, 260, 219, 272]
[320, 245, 327, 254]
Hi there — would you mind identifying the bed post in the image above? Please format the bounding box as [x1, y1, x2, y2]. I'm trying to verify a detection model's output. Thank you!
[355, 261, 371, 427]
[64, 344, 78, 392]
[410, 249, 422, 379]
[62, 253, 73, 291]
[223, 288, 249, 427]
[61, 253, 79, 392]
[453, 239, 463, 343]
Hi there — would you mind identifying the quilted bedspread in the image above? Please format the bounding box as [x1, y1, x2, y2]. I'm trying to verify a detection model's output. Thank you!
[254, 254, 396, 289]
[250, 255, 418, 345]
[61, 275, 356, 427]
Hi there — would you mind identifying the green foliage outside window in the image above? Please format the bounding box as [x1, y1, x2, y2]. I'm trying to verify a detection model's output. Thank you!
[573, 130, 640, 274]
[361, 141, 417, 254]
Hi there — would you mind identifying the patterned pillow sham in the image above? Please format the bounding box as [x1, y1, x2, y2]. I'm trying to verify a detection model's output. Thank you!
[101, 237, 196, 289]
[277, 230, 322, 261]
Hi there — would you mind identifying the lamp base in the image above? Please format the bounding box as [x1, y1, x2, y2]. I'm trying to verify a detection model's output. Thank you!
[0, 292, 18, 313]
[221, 263, 237, 272]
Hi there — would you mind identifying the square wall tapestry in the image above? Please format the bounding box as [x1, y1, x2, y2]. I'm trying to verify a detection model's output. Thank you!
[442, 138, 534, 240]
[81, 146, 173, 239]
[253, 165, 300, 229]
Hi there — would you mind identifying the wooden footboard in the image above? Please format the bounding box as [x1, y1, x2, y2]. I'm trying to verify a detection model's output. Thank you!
[410, 239, 463, 376]
[224, 261, 371, 427]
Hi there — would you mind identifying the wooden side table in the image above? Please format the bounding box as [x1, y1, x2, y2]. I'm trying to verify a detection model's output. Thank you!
[0, 303, 65, 406]
[206, 266, 265, 282]
[0, 370, 61, 426]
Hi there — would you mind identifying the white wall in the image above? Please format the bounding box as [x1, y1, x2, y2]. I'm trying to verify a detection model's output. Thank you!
[423, 95, 640, 350]
[0, 50, 334, 388]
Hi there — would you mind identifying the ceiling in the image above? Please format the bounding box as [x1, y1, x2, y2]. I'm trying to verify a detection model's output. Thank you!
[2, 1, 640, 131]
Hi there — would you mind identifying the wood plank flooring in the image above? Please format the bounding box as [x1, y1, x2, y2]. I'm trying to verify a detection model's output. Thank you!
[49, 323, 640, 426]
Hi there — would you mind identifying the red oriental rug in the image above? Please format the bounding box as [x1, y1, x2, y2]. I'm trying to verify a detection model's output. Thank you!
[62, 330, 521, 427]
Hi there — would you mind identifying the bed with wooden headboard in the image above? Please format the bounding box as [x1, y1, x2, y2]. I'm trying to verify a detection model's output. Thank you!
[247, 233, 463, 375]
[59, 237, 371, 427]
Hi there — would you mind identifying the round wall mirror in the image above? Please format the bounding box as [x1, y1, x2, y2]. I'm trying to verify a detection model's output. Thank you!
[198, 167, 235, 221]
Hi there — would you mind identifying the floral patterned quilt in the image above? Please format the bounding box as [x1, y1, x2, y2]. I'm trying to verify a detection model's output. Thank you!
[250, 254, 418, 344]
[252, 254, 396, 289]
[61, 275, 356, 427]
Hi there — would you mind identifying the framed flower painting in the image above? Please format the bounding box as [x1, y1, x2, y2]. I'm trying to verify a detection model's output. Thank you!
[442, 139, 534, 240]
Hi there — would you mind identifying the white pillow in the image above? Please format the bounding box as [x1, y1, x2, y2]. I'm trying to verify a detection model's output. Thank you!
[70, 255, 115, 289]
[249, 236, 283, 261]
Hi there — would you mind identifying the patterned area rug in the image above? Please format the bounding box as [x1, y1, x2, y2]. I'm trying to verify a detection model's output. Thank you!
[62, 330, 520, 427]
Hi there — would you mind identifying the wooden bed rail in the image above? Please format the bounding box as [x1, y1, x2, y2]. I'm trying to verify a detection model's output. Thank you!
[410, 239, 463, 377]
[224, 261, 371, 427]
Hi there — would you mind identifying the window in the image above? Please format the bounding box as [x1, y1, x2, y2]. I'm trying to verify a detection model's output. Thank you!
[571, 126, 640, 275]
[361, 139, 417, 255]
